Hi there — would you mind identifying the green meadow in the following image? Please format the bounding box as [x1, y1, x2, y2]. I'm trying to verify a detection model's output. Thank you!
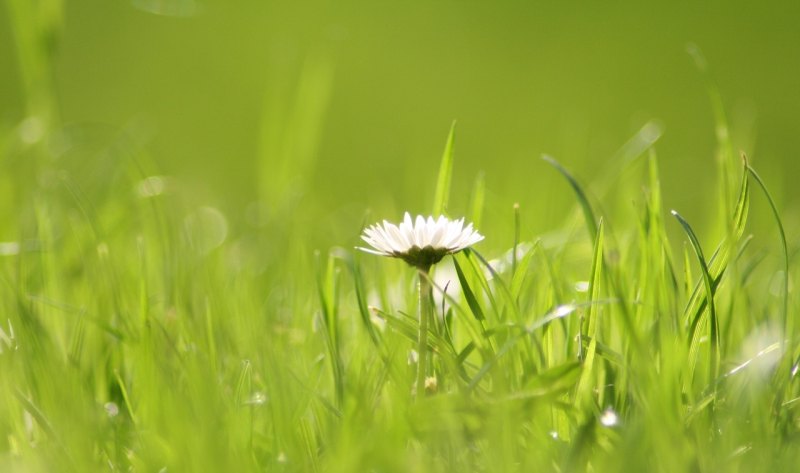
[1, 1, 800, 471]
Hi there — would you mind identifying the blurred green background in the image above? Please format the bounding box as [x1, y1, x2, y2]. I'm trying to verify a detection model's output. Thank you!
[2, 0, 799, 247]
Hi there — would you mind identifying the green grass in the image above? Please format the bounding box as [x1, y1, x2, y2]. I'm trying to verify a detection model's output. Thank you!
[1, 118, 798, 472]
[3, 4, 800, 472]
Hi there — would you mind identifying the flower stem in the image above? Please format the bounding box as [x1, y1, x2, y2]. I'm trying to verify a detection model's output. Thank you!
[416, 265, 432, 398]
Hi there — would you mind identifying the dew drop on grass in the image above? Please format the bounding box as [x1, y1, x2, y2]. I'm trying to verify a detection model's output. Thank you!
[600, 408, 619, 427]
[554, 304, 576, 317]
[245, 392, 267, 406]
[575, 281, 589, 293]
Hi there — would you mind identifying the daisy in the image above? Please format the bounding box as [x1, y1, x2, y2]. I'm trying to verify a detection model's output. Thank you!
[359, 213, 484, 270]
[358, 213, 483, 397]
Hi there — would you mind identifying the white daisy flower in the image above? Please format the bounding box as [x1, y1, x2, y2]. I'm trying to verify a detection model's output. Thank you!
[358, 212, 484, 269]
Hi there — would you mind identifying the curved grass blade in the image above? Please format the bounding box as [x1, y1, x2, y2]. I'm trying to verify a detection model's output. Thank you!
[744, 163, 789, 342]
[743, 161, 794, 425]
[683, 161, 749, 328]
[542, 154, 598, 241]
[671, 210, 720, 386]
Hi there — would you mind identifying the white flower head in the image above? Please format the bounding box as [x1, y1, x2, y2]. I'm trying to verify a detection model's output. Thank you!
[358, 212, 484, 269]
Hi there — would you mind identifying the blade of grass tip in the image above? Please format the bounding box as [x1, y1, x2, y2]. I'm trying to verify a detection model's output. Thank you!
[585, 220, 605, 348]
[575, 220, 604, 405]
[647, 150, 679, 292]
[744, 159, 794, 420]
[671, 210, 720, 389]
[542, 154, 598, 242]
[432, 120, 457, 216]
[470, 171, 486, 228]
[683, 159, 749, 329]
[510, 241, 539, 302]
[744, 162, 788, 335]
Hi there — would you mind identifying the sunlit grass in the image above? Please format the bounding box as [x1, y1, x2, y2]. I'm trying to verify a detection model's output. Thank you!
[1, 115, 798, 471]
[2, 5, 800, 472]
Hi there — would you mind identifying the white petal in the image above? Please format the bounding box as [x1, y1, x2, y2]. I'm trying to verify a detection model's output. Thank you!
[374, 225, 398, 252]
[414, 215, 426, 247]
[428, 220, 447, 248]
[453, 225, 478, 250]
[385, 222, 411, 252]
[356, 246, 389, 256]
[441, 221, 463, 249]
[400, 213, 414, 243]
[361, 234, 391, 254]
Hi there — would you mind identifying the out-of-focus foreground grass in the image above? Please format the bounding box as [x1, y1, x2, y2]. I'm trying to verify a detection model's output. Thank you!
[1, 1, 799, 471]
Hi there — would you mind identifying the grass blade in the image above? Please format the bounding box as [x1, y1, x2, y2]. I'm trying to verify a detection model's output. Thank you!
[744, 162, 789, 340]
[452, 257, 485, 322]
[575, 220, 604, 404]
[470, 171, 486, 228]
[542, 154, 598, 241]
[671, 210, 720, 387]
[432, 121, 457, 216]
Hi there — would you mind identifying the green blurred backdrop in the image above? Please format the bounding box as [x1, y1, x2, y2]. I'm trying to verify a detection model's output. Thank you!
[2, 0, 799, 248]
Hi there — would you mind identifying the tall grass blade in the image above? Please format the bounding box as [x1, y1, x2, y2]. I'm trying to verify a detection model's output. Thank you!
[744, 163, 789, 342]
[576, 219, 605, 405]
[683, 162, 749, 329]
[432, 121, 457, 216]
[470, 171, 486, 227]
[671, 210, 720, 387]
